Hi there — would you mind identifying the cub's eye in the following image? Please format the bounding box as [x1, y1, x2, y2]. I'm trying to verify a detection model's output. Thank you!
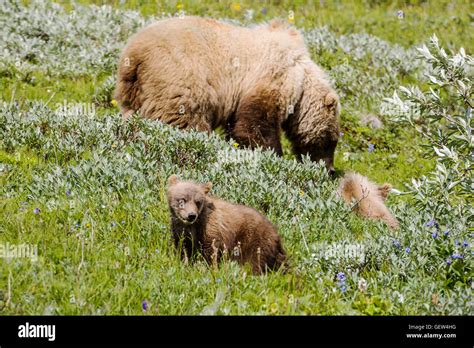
[178, 199, 185, 208]
[196, 201, 202, 208]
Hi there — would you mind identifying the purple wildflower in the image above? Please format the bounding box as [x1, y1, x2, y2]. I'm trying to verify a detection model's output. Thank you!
[426, 219, 435, 227]
[261, 7, 267, 15]
[455, 240, 460, 246]
[33, 208, 40, 214]
[339, 284, 347, 293]
[111, 221, 117, 227]
[462, 240, 468, 248]
[142, 300, 148, 312]
[444, 230, 449, 237]
[432, 232, 438, 239]
[446, 258, 452, 265]
[368, 143, 375, 153]
[66, 189, 71, 197]
[451, 253, 463, 259]
[405, 247, 411, 253]
[336, 272, 345, 281]
[393, 240, 401, 249]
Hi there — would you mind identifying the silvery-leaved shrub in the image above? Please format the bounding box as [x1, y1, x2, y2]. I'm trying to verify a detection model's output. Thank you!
[383, 35, 473, 287]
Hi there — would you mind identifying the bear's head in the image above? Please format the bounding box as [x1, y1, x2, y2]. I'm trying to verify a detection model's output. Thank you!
[166, 175, 212, 225]
[310, 92, 340, 175]
[285, 88, 340, 176]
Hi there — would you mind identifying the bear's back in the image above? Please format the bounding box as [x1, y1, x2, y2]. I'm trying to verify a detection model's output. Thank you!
[206, 198, 278, 242]
[116, 16, 311, 126]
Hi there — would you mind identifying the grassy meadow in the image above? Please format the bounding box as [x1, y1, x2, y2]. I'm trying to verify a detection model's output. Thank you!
[0, 0, 472, 315]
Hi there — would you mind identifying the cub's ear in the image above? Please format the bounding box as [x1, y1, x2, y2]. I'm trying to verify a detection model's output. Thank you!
[202, 182, 212, 194]
[168, 174, 179, 186]
[378, 183, 392, 200]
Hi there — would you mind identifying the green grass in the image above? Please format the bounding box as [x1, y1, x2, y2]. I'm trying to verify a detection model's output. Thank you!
[0, 0, 471, 315]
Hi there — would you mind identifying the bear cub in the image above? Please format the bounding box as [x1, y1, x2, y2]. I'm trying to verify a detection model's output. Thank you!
[166, 175, 287, 274]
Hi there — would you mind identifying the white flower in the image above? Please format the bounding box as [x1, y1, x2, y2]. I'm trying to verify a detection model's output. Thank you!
[358, 278, 367, 292]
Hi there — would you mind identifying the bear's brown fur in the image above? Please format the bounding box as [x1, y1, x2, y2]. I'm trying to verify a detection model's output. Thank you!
[338, 173, 399, 229]
[115, 17, 340, 173]
[166, 175, 287, 274]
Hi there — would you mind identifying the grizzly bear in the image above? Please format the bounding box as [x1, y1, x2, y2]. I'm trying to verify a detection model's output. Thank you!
[338, 173, 399, 229]
[166, 175, 287, 274]
[114, 17, 340, 173]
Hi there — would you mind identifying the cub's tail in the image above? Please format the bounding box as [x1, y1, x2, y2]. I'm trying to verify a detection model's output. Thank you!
[338, 172, 399, 229]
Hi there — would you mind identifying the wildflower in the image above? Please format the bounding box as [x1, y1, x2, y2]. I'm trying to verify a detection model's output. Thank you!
[111, 99, 118, 107]
[405, 247, 411, 253]
[451, 253, 463, 259]
[392, 240, 401, 249]
[444, 230, 449, 237]
[121, 220, 126, 225]
[425, 219, 435, 227]
[340, 132, 344, 137]
[33, 208, 40, 214]
[432, 232, 438, 239]
[446, 258, 452, 265]
[336, 272, 345, 281]
[339, 284, 347, 293]
[216, 278, 222, 283]
[111, 221, 117, 227]
[86, 223, 91, 228]
[142, 300, 148, 312]
[269, 302, 278, 313]
[288, 10, 295, 23]
[455, 240, 460, 246]
[300, 190, 305, 197]
[233, 142, 239, 148]
[176, 3, 184, 9]
[66, 189, 71, 197]
[368, 143, 375, 153]
[462, 240, 468, 248]
[358, 278, 367, 293]
[244, 9, 254, 20]
[231, 3, 241, 11]
[397, 10, 404, 19]
[261, 7, 267, 15]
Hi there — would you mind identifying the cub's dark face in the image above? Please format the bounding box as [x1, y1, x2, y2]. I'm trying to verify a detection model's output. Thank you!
[166, 175, 212, 225]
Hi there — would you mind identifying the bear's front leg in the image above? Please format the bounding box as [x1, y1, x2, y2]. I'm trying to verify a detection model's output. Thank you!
[229, 90, 283, 156]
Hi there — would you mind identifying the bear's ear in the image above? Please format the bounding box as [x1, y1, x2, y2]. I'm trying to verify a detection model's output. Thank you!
[378, 183, 392, 200]
[202, 182, 212, 194]
[324, 92, 338, 107]
[168, 175, 178, 186]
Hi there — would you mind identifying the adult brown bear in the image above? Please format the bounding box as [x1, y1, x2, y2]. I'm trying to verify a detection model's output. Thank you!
[114, 17, 340, 173]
